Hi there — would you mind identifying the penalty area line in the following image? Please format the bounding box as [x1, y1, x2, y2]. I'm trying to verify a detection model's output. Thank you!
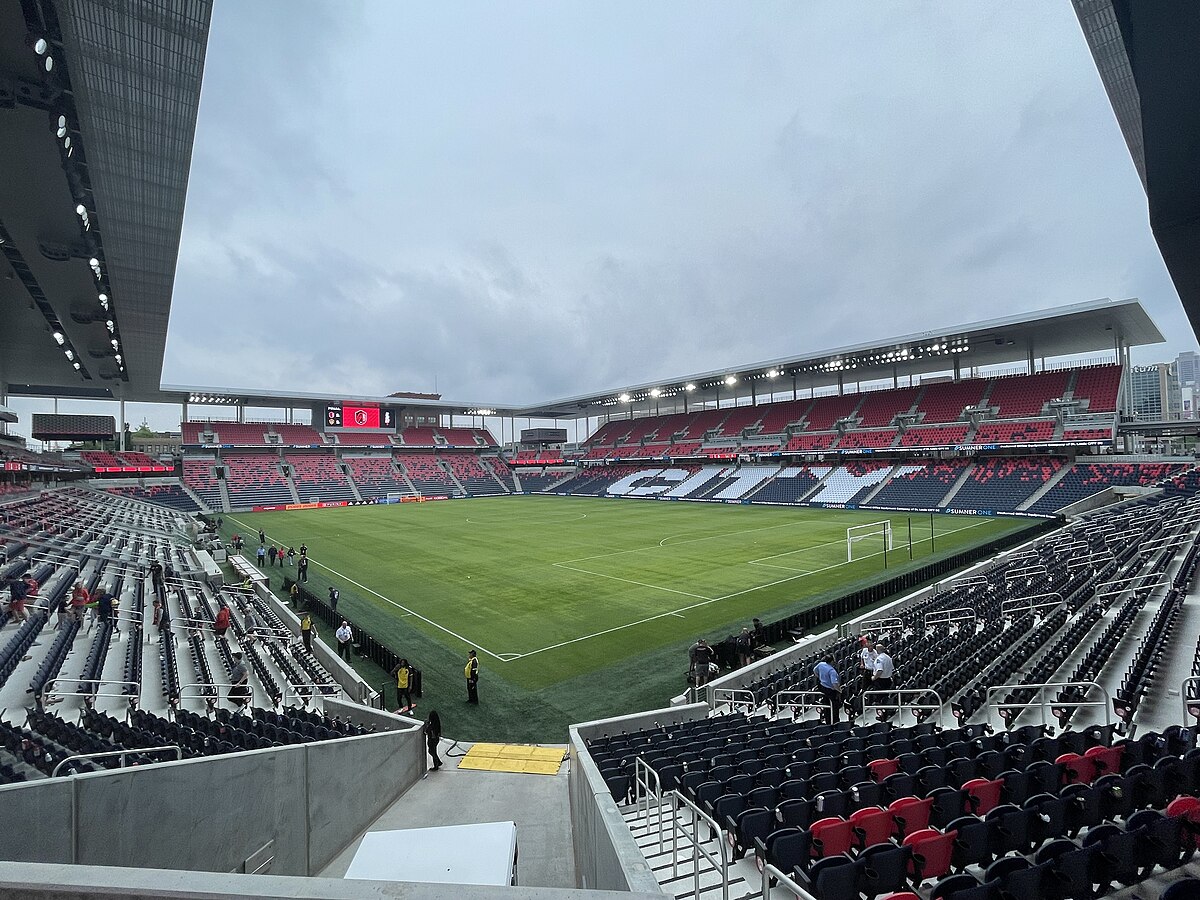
[228, 515, 509, 663]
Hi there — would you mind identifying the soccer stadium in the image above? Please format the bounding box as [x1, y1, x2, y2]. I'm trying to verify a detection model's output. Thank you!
[2, 2, 1200, 898]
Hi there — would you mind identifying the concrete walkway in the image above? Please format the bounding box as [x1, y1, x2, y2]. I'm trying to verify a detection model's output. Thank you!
[320, 737, 576, 889]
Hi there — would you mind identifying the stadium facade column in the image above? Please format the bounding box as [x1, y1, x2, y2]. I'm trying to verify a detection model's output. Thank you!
[893, 366, 898, 389]
[1028, 347, 1036, 375]
[953, 357, 961, 382]
[792, 375, 797, 401]
[750, 383, 756, 406]
[182, 399, 188, 423]
[837, 373, 844, 395]
[118, 398, 126, 451]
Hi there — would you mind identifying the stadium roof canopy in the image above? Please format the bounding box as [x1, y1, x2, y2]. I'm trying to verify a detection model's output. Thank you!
[1073, 1, 1200, 342]
[0, 0, 211, 400]
[140, 297, 1161, 422]
[511, 298, 1162, 420]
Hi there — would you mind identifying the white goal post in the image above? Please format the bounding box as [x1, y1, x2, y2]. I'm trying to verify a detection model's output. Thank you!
[847, 521, 893, 562]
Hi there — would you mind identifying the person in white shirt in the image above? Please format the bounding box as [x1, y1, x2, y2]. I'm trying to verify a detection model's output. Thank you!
[335, 620, 353, 661]
[871, 643, 895, 717]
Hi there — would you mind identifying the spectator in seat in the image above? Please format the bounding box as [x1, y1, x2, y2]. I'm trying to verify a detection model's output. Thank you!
[335, 620, 353, 661]
[214, 605, 231, 638]
[229, 652, 251, 707]
[813, 655, 842, 724]
[393, 658, 416, 712]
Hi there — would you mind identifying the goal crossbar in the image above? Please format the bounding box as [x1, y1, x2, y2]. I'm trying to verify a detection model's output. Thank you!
[847, 520, 893, 562]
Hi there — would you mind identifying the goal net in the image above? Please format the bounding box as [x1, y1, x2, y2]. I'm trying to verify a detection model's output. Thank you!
[847, 521, 893, 562]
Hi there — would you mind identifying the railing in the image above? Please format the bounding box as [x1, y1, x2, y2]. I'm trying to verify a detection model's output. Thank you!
[1093, 575, 1171, 600]
[775, 690, 834, 722]
[1000, 592, 1063, 619]
[941, 574, 991, 592]
[924, 607, 976, 630]
[634, 756, 666, 853]
[708, 687, 756, 714]
[985, 680, 1111, 730]
[854, 616, 903, 636]
[862, 687, 943, 726]
[670, 790, 729, 900]
[761, 862, 819, 900]
[43, 678, 140, 703]
[1004, 564, 1047, 582]
[51, 744, 181, 777]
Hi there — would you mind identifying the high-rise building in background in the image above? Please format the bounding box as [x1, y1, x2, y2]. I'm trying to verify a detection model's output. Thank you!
[1130, 363, 1182, 420]
[1177, 351, 1200, 419]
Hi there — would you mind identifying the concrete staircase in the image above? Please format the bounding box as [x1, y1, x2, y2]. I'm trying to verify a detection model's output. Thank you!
[1018, 463, 1074, 511]
[178, 481, 211, 512]
[937, 462, 977, 507]
[339, 462, 364, 501]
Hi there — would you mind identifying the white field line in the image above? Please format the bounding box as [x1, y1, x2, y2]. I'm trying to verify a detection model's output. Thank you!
[509, 518, 992, 660]
[228, 514, 506, 662]
[551, 562, 715, 602]
[557, 519, 807, 564]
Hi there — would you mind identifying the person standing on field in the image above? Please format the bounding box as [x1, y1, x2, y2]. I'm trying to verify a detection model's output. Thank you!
[465, 649, 479, 704]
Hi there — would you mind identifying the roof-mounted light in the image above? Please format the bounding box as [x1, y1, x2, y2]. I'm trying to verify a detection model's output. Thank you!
[52, 331, 64, 345]
[685, 383, 696, 392]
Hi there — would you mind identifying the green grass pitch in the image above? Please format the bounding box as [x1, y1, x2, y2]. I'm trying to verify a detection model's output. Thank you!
[227, 496, 1032, 741]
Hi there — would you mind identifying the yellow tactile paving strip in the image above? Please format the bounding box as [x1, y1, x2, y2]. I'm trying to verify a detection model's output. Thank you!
[456, 742, 566, 775]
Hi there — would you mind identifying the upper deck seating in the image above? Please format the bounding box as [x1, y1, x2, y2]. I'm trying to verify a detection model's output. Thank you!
[856, 387, 920, 427]
[331, 431, 392, 446]
[898, 424, 970, 448]
[971, 420, 1056, 445]
[784, 432, 838, 453]
[837, 429, 899, 451]
[714, 405, 766, 438]
[756, 399, 811, 435]
[913, 380, 987, 423]
[210, 423, 272, 446]
[1071, 365, 1122, 413]
[987, 370, 1070, 418]
[804, 395, 862, 431]
[397, 427, 439, 447]
[270, 424, 324, 445]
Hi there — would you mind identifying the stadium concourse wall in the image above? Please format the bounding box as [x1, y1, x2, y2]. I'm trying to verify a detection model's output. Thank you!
[0, 717, 425, 877]
[569, 703, 710, 893]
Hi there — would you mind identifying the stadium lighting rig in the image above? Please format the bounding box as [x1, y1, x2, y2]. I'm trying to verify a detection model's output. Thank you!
[27, 27, 129, 380]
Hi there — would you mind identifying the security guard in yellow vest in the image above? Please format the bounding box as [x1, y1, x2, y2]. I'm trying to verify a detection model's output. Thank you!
[393, 658, 415, 713]
[465, 649, 479, 704]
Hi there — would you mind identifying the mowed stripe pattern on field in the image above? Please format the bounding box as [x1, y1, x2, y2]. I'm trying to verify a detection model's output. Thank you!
[231, 496, 1024, 690]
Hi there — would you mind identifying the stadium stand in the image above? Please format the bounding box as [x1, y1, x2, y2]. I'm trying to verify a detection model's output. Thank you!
[442, 453, 506, 496]
[208, 422, 272, 446]
[102, 483, 201, 513]
[756, 399, 811, 435]
[286, 453, 356, 502]
[836, 429, 900, 451]
[181, 458, 222, 510]
[914, 379, 989, 422]
[946, 457, 1065, 512]
[898, 423, 970, 447]
[1071, 364, 1123, 413]
[785, 432, 839, 453]
[804, 394, 863, 431]
[971, 419, 1057, 445]
[714, 405, 767, 438]
[396, 427, 439, 447]
[1025, 462, 1186, 514]
[395, 452, 457, 496]
[79, 451, 124, 469]
[331, 431, 392, 446]
[343, 455, 412, 499]
[222, 452, 293, 507]
[986, 370, 1070, 418]
[856, 386, 921, 427]
[806, 463, 895, 505]
[437, 427, 483, 447]
[749, 466, 832, 504]
[870, 462, 967, 509]
[482, 456, 518, 491]
[269, 423, 325, 445]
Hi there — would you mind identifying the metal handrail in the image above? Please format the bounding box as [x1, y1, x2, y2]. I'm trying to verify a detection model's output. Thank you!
[670, 789, 729, 900]
[1094, 576, 1171, 600]
[634, 756, 665, 852]
[761, 862, 819, 900]
[708, 687, 756, 714]
[775, 690, 835, 722]
[42, 678, 140, 701]
[1000, 592, 1063, 619]
[1005, 564, 1047, 581]
[942, 574, 991, 592]
[862, 687, 943, 726]
[855, 616, 903, 637]
[51, 744, 181, 777]
[924, 607, 976, 630]
[985, 680, 1111, 730]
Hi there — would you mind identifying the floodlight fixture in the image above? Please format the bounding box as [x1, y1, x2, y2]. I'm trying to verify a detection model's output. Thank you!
[649, 388, 661, 398]
[44, 56, 53, 72]
[72, 361, 80, 370]
[52, 331, 64, 345]
[685, 383, 696, 392]
[724, 375, 737, 386]
[110, 338, 119, 349]
[618, 393, 630, 403]
[65, 349, 74, 360]
[29, 35, 48, 55]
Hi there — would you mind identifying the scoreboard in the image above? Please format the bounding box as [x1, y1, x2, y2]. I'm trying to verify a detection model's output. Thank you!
[324, 404, 395, 430]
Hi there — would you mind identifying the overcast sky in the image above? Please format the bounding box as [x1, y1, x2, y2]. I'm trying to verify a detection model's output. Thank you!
[12, 1, 1200, 436]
